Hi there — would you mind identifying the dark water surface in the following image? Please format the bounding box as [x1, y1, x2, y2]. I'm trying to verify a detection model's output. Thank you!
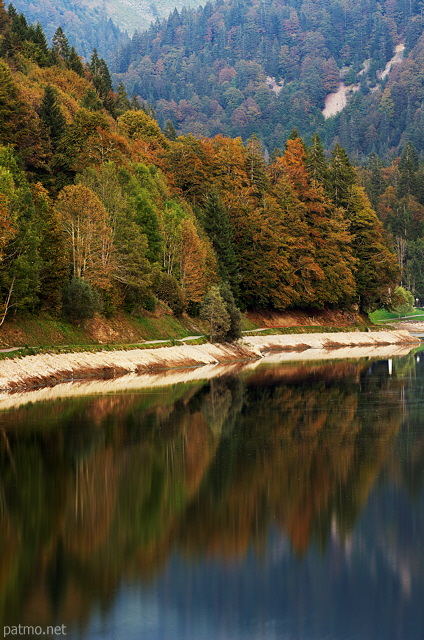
[1, 351, 424, 639]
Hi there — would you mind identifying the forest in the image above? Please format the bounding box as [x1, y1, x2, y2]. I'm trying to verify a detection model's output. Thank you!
[114, 0, 424, 161]
[0, 2, 407, 334]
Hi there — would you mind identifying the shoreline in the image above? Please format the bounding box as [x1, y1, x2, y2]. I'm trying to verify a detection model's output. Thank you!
[0, 330, 419, 398]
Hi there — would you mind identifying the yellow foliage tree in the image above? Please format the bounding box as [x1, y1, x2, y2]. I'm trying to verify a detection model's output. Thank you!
[55, 184, 115, 289]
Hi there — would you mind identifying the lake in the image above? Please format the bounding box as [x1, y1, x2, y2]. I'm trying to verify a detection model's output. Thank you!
[1, 349, 424, 639]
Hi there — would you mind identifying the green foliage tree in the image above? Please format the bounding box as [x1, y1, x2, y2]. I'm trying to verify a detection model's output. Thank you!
[200, 191, 239, 299]
[51, 26, 69, 61]
[389, 286, 414, 318]
[219, 282, 241, 341]
[38, 85, 65, 151]
[0, 146, 41, 324]
[62, 277, 100, 323]
[201, 285, 230, 342]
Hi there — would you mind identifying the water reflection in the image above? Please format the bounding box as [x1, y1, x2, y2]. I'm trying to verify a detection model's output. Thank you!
[1, 353, 424, 639]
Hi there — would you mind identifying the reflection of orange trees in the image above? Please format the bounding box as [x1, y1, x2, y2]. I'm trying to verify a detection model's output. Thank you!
[181, 362, 405, 557]
[0, 362, 411, 630]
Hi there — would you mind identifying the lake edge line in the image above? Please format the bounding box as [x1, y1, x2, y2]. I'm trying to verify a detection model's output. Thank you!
[0, 330, 420, 394]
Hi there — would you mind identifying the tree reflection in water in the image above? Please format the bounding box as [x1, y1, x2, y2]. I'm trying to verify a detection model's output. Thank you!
[0, 354, 423, 633]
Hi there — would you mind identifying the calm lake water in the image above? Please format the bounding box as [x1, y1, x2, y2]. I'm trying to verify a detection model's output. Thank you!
[1, 350, 424, 640]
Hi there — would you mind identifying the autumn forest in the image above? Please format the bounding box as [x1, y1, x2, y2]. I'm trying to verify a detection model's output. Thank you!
[0, 0, 419, 332]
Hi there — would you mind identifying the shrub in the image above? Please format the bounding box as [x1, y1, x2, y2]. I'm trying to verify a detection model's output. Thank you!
[62, 278, 101, 323]
[201, 285, 230, 342]
[154, 272, 186, 315]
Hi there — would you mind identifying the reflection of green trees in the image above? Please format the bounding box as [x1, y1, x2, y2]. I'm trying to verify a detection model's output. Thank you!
[0, 357, 422, 629]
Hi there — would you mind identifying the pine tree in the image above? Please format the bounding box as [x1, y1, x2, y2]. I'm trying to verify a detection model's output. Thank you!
[367, 153, 385, 210]
[327, 144, 357, 209]
[397, 142, 419, 199]
[219, 282, 241, 341]
[114, 82, 131, 117]
[130, 94, 141, 110]
[52, 26, 70, 60]
[0, 60, 25, 146]
[0, 0, 9, 33]
[164, 120, 177, 140]
[67, 46, 85, 76]
[201, 191, 239, 299]
[245, 135, 268, 195]
[38, 85, 65, 150]
[277, 138, 356, 307]
[306, 134, 328, 186]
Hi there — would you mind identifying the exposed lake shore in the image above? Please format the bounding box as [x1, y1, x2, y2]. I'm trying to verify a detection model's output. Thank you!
[0, 329, 419, 397]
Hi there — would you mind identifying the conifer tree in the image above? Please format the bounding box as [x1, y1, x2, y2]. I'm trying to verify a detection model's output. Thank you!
[398, 142, 419, 199]
[306, 134, 328, 186]
[326, 144, 398, 310]
[367, 153, 385, 209]
[52, 26, 70, 60]
[130, 94, 141, 110]
[26, 22, 51, 66]
[164, 120, 177, 141]
[38, 85, 65, 150]
[277, 138, 356, 307]
[245, 135, 268, 194]
[67, 46, 85, 76]
[327, 144, 357, 209]
[0, 0, 9, 33]
[114, 82, 131, 117]
[219, 282, 241, 341]
[201, 191, 239, 299]
[0, 60, 24, 146]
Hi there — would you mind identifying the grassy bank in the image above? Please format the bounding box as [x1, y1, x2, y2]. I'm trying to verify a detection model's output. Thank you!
[0, 306, 384, 360]
[0, 309, 209, 350]
[369, 307, 424, 323]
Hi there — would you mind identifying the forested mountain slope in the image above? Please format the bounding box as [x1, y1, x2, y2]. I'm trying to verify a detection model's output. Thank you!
[0, 2, 400, 333]
[10, 0, 203, 59]
[9, 0, 126, 60]
[114, 0, 424, 160]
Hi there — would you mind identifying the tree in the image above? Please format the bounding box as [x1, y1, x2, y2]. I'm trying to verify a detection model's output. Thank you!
[38, 85, 65, 150]
[200, 191, 239, 299]
[397, 142, 419, 199]
[164, 120, 177, 141]
[77, 162, 153, 306]
[326, 144, 357, 209]
[306, 134, 328, 185]
[219, 282, 241, 341]
[62, 277, 100, 323]
[0, 0, 8, 32]
[31, 182, 68, 311]
[114, 82, 131, 117]
[389, 286, 414, 318]
[0, 146, 41, 324]
[51, 26, 69, 61]
[67, 46, 85, 76]
[118, 109, 167, 146]
[180, 216, 212, 308]
[274, 139, 356, 307]
[54, 184, 115, 290]
[348, 185, 399, 310]
[0, 60, 25, 147]
[201, 285, 230, 342]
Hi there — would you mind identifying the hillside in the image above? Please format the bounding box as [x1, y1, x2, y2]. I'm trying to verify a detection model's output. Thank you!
[0, 3, 401, 345]
[10, 0, 203, 59]
[114, 0, 424, 160]
[9, 0, 127, 60]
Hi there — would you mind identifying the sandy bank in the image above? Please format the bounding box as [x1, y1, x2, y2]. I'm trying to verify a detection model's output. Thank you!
[0, 330, 419, 398]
